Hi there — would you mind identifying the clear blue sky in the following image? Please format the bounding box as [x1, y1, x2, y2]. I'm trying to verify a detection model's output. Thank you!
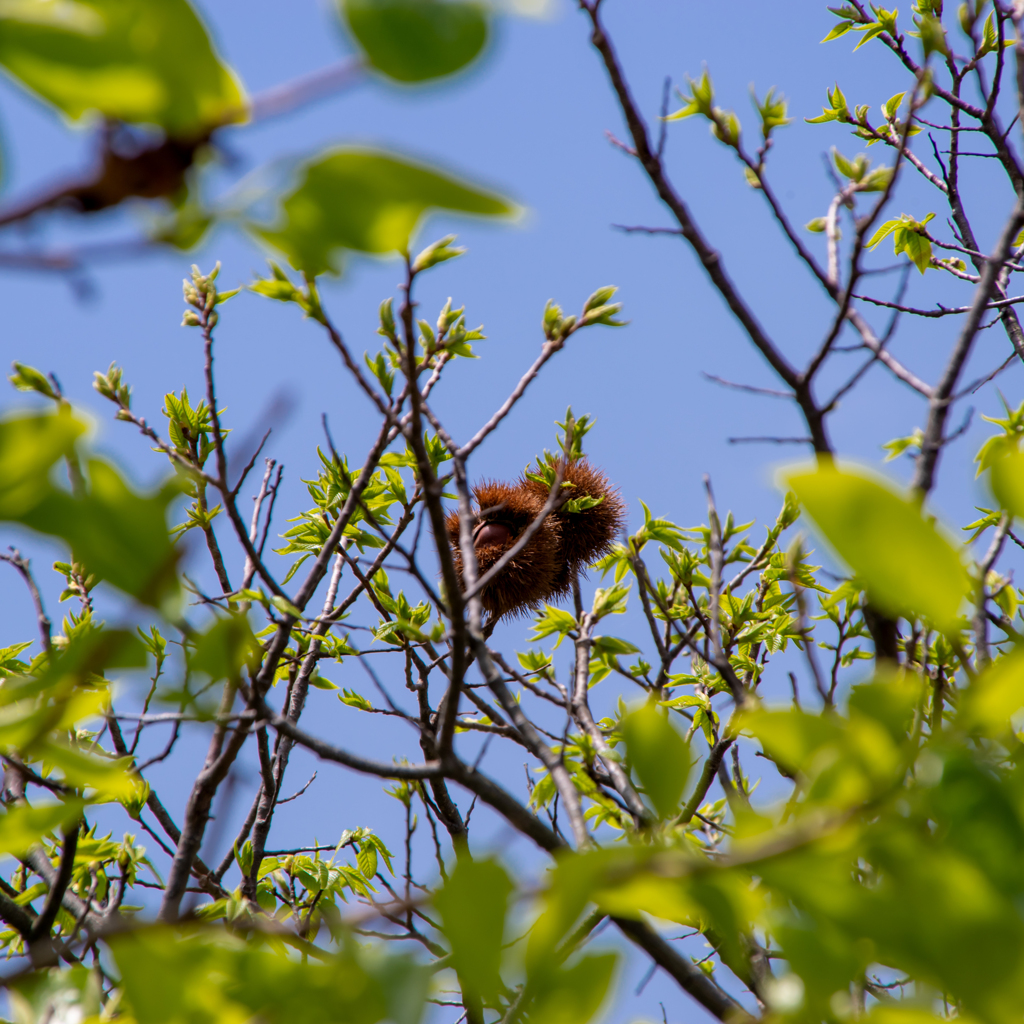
[1, 1, 1021, 1018]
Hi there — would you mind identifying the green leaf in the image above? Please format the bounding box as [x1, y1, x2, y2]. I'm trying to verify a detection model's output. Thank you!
[269, 594, 302, 618]
[190, 614, 262, 682]
[37, 741, 139, 800]
[917, 12, 949, 57]
[865, 219, 901, 250]
[784, 463, 970, 633]
[528, 954, 617, 1024]
[341, 0, 488, 83]
[620, 702, 690, 818]
[821, 20, 855, 42]
[109, 925, 426, 1024]
[8, 362, 59, 401]
[255, 148, 516, 276]
[591, 584, 630, 621]
[0, 409, 87, 518]
[308, 673, 338, 690]
[959, 645, 1024, 735]
[852, 22, 885, 49]
[357, 843, 378, 879]
[988, 447, 1024, 521]
[434, 858, 512, 1002]
[0, 799, 85, 856]
[900, 229, 932, 274]
[13, 459, 182, 612]
[0, 0, 246, 136]
[340, 688, 374, 711]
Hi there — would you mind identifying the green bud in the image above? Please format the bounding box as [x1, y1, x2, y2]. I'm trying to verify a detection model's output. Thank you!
[9, 362, 58, 400]
[584, 286, 618, 313]
[121, 778, 150, 820]
[543, 299, 564, 340]
[182, 310, 201, 327]
[412, 235, 465, 273]
[418, 318, 436, 349]
[378, 298, 396, 339]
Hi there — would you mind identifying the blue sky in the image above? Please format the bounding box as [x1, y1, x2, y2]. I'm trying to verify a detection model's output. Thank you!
[1, 1, 1022, 1018]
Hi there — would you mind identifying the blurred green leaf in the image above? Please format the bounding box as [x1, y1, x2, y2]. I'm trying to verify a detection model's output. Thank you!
[37, 740, 139, 800]
[785, 463, 970, 632]
[190, 614, 261, 682]
[0, 410, 87, 518]
[989, 446, 1024, 521]
[14, 459, 182, 612]
[255, 148, 515, 276]
[621, 702, 689, 818]
[110, 925, 426, 1024]
[0, 0, 246, 135]
[958, 645, 1024, 736]
[0, 799, 85, 856]
[434, 858, 512, 1002]
[528, 954, 617, 1024]
[11, 963, 101, 1024]
[341, 0, 488, 83]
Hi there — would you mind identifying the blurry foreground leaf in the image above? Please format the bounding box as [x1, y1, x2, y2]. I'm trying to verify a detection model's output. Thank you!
[255, 148, 515, 275]
[785, 463, 969, 632]
[341, 0, 488, 83]
[0, 0, 246, 135]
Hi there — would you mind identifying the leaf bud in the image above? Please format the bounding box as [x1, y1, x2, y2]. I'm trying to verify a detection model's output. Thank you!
[9, 362, 58, 400]
[378, 298, 396, 339]
[584, 286, 618, 313]
[412, 235, 465, 272]
[182, 310, 201, 327]
[543, 299, 564, 339]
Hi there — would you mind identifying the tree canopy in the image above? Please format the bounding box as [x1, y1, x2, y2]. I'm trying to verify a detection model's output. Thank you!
[3, 3, 1024, 1024]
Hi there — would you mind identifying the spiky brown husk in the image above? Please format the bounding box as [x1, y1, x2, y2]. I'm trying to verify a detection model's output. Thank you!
[444, 480, 562, 619]
[522, 458, 626, 595]
[445, 459, 624, 621]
